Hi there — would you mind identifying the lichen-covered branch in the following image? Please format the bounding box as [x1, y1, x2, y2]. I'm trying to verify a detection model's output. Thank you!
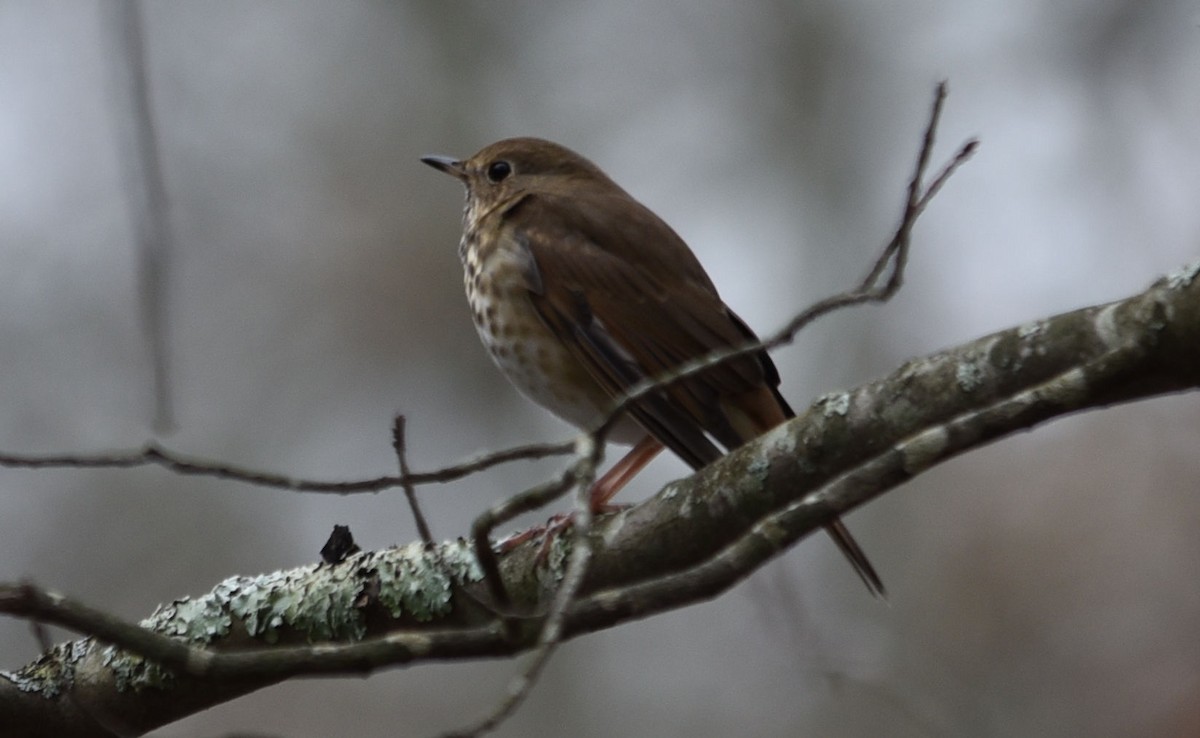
[2, 260, 1198, 737]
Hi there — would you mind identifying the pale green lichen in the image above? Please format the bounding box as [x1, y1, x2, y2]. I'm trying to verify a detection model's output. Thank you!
[1017, 320, 1045, 339]
[103, 644, 173, 692]
[955, 354, 986, 392]
[815, 391, 852, 417]
[660, 479, 694, 517]
[142, 589, 234, 641]
[2, 638, 92, 697]
[373, 540, 482, 621]
[542, 535, 572, 580]
[10, 540, 485, 696]
[743, 455, 772, 482]
[1163, 259, 1200, 290]
[1093, 302, 1123, 350]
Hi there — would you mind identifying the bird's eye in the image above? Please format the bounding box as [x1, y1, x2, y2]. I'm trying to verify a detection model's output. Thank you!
[486, 160, 512, 183]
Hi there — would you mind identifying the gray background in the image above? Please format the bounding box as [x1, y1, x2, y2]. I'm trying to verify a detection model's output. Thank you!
[2, 1, 1199, 736]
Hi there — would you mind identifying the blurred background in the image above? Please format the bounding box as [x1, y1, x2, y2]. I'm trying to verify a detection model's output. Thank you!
[2, 1, 1199, 736]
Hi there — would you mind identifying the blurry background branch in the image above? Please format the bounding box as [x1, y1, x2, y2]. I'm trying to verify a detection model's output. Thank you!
[108, 0, 175, 434]
[2, 259, 1197, 737]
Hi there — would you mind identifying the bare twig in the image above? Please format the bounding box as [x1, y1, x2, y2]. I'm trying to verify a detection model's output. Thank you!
[392, 416, 435, 545]
[601, 85, 978, 440]
[0, 579, 513, 680]
[0, 439, 572, 493]
[109, 0, 175, 434]
[468, 457, 585, 609]
[450, 436, 605, 738]
[24, 591, 126, 737]
[3, 581, 206, 670]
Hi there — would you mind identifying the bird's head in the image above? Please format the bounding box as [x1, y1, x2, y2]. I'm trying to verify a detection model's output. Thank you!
[422, 137, 622, 217]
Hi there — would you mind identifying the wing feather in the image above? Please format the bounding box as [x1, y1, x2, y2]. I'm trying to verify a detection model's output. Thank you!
[508, 190, 787, 464]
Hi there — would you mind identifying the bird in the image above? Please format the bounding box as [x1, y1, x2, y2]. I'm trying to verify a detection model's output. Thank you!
[422, 137, 883, 597]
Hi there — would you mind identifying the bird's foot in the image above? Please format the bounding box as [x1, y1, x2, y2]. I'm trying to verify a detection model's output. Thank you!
[496, 504, 628, 563]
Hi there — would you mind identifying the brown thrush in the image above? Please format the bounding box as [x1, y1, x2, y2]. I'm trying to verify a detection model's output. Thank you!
[422, 138, 883, 597]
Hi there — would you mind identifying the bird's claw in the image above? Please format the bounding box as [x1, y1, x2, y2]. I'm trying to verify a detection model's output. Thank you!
[496, 504, 629, 564]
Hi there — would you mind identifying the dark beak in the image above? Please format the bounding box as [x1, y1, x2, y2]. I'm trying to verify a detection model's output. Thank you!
[421, 154, 466, 180]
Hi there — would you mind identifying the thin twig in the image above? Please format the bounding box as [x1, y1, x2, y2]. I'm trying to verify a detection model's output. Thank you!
[449, 436, 604, 738]
[4, 581, 205, 669]
[394, 416, 520, 630]
[413, 440, 575, 484]
[27, 596, 124, 737]
[392, 416, 435, 545]
[0, 439, 572, 493]
[591, 84, 976, 450]
[468, 458, 585, 609]
[110, 0, 175, 434]
[0, 580, 514, 680]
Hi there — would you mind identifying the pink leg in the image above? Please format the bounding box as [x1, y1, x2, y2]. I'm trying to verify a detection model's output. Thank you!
[588, 435, 664, 509]
[497, 435, 665, 555]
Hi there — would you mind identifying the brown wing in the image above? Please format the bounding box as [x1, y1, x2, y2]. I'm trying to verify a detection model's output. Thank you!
[503, 188, 886, 598]
[505, 189, 787, 466]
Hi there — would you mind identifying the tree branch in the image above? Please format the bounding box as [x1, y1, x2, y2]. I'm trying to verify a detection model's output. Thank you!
[3, 259, 1198, 737]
